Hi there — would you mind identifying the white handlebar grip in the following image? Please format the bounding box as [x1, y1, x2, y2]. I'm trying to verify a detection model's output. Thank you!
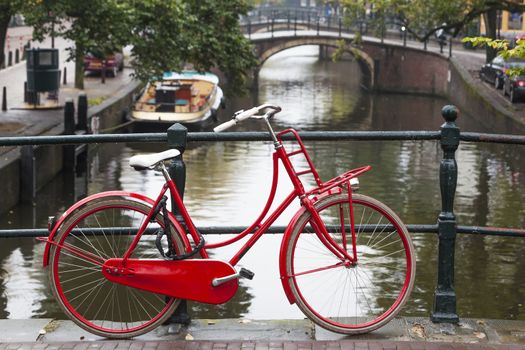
[213, 119, 237, 132]
[234, 106, 259, 121]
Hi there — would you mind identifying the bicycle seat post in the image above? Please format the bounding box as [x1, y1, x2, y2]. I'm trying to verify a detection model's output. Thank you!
[158, 162, 171, 182]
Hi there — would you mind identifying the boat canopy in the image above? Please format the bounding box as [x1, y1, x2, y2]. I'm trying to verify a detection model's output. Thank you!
[162, 71, 219, 84]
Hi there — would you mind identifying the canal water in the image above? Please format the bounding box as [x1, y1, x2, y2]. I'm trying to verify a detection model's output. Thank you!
[1, 46, 525, 322]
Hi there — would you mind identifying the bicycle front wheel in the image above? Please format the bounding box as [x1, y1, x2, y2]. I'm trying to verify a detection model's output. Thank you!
[48, 198, 188, 338]
[285, 193, 415, 334]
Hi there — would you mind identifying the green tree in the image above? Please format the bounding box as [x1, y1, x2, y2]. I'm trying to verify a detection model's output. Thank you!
[128, 0, 257, 95]
[21, 0, 257, 93]
[339, 0, 525, 62]
[22, 0, 130, 89]
[0, 1, 20, 68]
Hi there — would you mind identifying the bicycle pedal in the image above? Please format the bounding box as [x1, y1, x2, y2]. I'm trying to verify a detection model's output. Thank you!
[239, 268, 255, 280]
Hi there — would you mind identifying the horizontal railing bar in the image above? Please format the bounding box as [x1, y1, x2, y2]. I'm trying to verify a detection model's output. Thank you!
[187, 131, 441, 142]
[0, 130, 448, 146]
[2, 224, 524, 238]
[0, 133, 167, 146]
[3, 131, 525, 147]
[460, 132, 525, 145]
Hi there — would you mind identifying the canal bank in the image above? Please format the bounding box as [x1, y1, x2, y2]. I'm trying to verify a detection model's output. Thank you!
[0, 67, 140, 214]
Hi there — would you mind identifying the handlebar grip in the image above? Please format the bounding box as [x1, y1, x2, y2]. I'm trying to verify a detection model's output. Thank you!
[213, 119, 237, 132]
[234, 106, 259, 122]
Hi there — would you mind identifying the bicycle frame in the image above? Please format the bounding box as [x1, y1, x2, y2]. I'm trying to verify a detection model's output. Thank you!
[41, 122, 371, 305]
[121, 127, 371, 269]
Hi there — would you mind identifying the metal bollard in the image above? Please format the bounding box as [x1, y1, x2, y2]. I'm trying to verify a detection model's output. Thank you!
[63, 99, 76, 172]
[77, 93, 88, 131]
[20, 145, 36, 202]
[2, 86, 6, 111]
[165, 123, 191, 325]
[431, 105, 460, 324]
[63, 67, 67, 85]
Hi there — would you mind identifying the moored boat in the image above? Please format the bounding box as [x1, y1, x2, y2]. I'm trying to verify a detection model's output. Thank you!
[131, 71, 224, 131]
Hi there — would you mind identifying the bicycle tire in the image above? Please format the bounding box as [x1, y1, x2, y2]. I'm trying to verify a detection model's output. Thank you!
[284, 193, 415, 334]
[48, 197, 188, 338]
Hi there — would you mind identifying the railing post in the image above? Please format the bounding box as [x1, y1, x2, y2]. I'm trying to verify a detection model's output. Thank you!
[166, 123, 191, 325]
[403, 29, 407, 46]
[294, 16, 297, 36]
[271, 17, 275, 37]
[449, 36, 453, 58]
[431, 105, 460, 324]
[317, 16, 320, 35]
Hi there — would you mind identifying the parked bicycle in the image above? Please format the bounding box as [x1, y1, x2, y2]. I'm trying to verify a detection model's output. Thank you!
[39, 104, 415, 338]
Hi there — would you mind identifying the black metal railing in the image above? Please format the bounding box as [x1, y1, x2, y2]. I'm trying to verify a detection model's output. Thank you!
[1, 105, 525, 324]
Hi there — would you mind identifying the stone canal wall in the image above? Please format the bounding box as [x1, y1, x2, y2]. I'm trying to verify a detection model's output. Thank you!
[366, 43, 449, 96]
[0, 81, 140, 215]
[367, 41, 525, 134]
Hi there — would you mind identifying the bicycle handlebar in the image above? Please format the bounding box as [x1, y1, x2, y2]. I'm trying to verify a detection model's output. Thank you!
[213, 119, 237, 132]
[213, 104, 281, 132]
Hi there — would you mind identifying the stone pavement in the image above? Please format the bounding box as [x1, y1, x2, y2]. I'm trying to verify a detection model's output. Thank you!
[1, 317, 525, 349]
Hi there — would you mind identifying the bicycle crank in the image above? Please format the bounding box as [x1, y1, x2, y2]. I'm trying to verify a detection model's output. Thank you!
[102, 258, 238, 304]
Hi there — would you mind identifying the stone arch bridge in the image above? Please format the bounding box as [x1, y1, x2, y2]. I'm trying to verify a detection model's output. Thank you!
[246, 30, 450, 96]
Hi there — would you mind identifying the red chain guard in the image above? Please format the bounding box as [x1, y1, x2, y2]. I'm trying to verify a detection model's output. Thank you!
[102, 258, 238, 304]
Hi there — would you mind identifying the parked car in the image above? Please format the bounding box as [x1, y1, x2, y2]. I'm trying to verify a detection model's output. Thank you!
[479, 55, 525, 89]
[83, 51, 124, 77]
[509, 33, 525, 48]
[502, 74, 525, 103]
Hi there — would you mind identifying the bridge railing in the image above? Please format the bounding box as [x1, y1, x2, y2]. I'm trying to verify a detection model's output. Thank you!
[240, 7, 454, 56]
[1, 105, 524, 324]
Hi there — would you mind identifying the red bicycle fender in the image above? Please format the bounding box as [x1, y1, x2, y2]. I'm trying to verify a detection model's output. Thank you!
[42, 191, 191, 267]
[278, 205, 308, 304]
[278, 191, 338, 304]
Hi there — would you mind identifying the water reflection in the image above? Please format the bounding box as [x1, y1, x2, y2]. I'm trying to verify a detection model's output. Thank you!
[0, 46, 524, 321]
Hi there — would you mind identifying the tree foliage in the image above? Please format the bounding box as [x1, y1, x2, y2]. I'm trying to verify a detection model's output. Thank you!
[18, 0, 256, 93]
[0, 0, 20, 68]
[127, 0, 257, 95]
[340, 0, 525, 61]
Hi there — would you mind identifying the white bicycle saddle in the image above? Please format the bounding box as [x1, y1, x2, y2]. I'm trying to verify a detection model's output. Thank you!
[129, 149, 181, 169]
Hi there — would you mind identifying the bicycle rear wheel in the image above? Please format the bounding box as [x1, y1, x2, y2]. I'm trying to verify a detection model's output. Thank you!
[284, 193, 415, 334]
[48, 197, 188, 338]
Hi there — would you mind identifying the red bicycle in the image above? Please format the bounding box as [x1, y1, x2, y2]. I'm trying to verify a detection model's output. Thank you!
[40, 104, 415, 338]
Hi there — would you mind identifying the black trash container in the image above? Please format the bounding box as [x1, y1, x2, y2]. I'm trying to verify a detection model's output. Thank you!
[26, 48, 60, 92]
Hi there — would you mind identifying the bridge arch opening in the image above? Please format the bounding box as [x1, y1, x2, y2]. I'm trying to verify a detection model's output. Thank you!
[255, 40, 374, 89]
